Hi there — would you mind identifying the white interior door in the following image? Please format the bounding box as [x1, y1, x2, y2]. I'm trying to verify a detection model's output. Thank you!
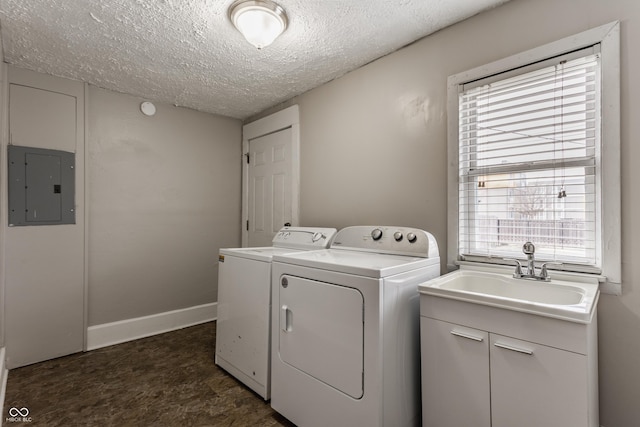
[247, 128, 293, 247]
[242, 105, 300, 248]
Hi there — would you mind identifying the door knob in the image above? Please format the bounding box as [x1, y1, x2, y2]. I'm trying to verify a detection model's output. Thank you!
[284, 222, 291, 227]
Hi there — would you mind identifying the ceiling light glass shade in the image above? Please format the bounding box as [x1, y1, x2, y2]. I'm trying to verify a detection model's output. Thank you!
[229, 0, 288, 49]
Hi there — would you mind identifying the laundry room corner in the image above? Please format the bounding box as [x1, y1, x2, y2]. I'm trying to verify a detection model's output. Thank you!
[85, 85, 243, 329]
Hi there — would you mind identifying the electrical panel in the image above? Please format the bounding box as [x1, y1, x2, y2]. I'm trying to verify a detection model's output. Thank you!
[8, 145, 75, 226]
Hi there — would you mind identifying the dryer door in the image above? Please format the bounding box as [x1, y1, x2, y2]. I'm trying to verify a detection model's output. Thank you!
[278, 275, 364, 399]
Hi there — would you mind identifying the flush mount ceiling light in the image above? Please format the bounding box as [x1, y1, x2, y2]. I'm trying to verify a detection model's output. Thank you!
[229, 0, 288, 49]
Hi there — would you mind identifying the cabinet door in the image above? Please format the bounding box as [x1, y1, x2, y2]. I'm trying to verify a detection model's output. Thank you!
[420, 317, 490, 427]
[490, 334, 588, 427]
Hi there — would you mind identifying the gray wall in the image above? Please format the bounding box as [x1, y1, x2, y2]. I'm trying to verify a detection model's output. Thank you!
[87, 86, 242, 325]
[256, 0, 639, 425]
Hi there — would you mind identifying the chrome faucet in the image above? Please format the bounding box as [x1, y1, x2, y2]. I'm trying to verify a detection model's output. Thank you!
[505, 242, 560, 282]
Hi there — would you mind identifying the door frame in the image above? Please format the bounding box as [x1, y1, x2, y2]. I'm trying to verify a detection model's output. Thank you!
[241, 105, 300, 247]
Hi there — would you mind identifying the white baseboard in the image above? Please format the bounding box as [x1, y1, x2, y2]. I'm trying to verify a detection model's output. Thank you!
[0, 347, 8, 425]
[86, 302, 217, 351]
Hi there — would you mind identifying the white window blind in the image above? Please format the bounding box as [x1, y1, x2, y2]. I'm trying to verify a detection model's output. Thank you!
[458, 51, 601, 270]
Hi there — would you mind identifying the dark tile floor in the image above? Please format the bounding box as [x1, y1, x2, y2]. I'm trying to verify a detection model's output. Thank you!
[3, 321, 295, 426]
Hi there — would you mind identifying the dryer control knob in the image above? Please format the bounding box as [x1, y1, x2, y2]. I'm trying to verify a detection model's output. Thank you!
[371, 228, 383, 241]
[407, 232, 417, 243]
[394, 232, 403, 242]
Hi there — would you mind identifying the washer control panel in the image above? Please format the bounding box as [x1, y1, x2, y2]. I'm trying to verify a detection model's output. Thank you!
[272, 227, 338, 250]
[331, 226, 439, 258]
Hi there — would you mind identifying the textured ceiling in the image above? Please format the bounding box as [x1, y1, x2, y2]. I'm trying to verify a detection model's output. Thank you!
[0, 0, 510, 120]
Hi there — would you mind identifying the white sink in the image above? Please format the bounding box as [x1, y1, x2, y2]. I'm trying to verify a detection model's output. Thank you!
[419, 268, 600, 323]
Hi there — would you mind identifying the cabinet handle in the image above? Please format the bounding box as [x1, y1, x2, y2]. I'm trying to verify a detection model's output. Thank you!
[494, 342, 533, 355]
[450, 330, 484, 342]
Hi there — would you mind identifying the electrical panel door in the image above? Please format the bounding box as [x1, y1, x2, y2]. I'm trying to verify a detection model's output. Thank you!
[8, 145, 75, 226]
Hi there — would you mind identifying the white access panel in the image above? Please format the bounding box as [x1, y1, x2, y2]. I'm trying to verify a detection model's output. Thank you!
[279, 275, 364, 399]
[5, 82, 85, 369]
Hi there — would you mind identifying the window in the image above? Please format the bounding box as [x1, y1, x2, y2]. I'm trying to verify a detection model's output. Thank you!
[460, 50, 599, 267]
[447, 22, 621, 293]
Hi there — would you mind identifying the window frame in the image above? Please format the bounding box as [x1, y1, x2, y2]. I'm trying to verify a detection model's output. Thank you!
[447, 21, 621, 294]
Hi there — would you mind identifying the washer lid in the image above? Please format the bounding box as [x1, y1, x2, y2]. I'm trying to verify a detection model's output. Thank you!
[220, 246, 303, 262]
[219, 227, 337, 262]
[272, 249, 440, 278]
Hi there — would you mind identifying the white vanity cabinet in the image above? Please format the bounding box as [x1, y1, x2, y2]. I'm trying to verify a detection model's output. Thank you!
[420, 295, 599, 427]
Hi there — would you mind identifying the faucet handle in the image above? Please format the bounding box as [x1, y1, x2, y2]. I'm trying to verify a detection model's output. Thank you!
[503, 258, 524, 278]
[540, 262, 562, 281]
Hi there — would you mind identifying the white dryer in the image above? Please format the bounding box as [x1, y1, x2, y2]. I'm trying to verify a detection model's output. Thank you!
[270, 226, 440, 427]
[215, 226, 337, 400]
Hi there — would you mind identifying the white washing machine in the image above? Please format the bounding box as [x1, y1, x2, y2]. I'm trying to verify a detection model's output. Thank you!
[270, 226, 441, 427]
[215, 226, 337, 400]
